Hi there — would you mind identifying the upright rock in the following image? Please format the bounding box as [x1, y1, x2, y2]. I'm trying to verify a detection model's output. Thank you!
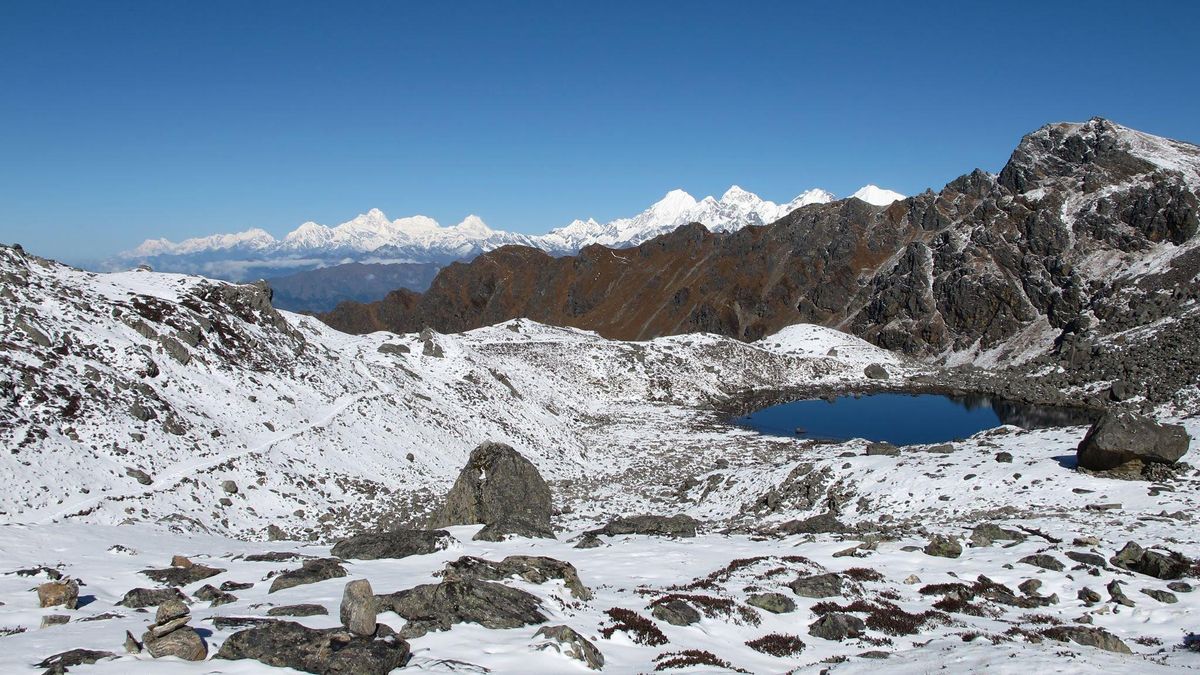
[430, 441, 553, 540]
[141, 600, 207, 661]
[340, 579, 377, 637]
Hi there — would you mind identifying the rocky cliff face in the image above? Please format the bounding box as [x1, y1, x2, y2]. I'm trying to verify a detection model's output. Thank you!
[320, 119, 1200, 385]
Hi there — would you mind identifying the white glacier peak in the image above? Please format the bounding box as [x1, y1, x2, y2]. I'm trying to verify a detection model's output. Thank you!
[116, 184, 905, 272]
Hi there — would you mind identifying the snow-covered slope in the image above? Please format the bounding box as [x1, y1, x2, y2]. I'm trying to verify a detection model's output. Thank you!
[2, 245, 1198, 673]
[109, 184, 902, 281]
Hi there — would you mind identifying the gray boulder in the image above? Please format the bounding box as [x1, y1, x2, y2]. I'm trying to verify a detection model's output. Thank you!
[267, 604, 328, 617]
[269, 558, 347, 593]
[534, 625, 604, 670]
[215, 621, 410, 674]
[651, 598, 701, 626]
[1111, 541, 1192, 579]
[119, 587, 187, 609]
[430, 442, 553, 540]
[592, 514, 699, 538]
[441, 555, 591, 600]
[1019, 554, 1065, 572]
[924, 535, 962, 558]
[865, 442, 899, 456]
[330, 530, 452, 560]
[1076, 412, 1189, 471]
[1042, 626, 1131, 654]
[809, 613, 866, 641]
[376, 579, 545, 638]
[790, 573, 843, 599]
[864, 364, 890, 380]
[746, 592, 796, 614]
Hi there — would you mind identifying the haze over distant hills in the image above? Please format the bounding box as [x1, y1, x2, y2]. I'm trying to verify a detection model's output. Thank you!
[109, 184, 905, 282]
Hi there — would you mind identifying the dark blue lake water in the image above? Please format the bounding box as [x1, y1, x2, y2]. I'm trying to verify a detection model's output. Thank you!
[735, 393, 1095, 445]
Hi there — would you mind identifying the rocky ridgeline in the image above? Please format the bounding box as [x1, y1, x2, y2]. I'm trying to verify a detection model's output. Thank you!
[319, 119, 1200, 406]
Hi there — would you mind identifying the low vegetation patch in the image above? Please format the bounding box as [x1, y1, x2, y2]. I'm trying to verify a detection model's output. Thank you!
[670, 555, 818, 591]
[842, 567, 885, 582]
[599, 608, 668, 646]
[810, 599, 950, 636]
[653, 650, 747, 672]
[746, 633, 806, 657]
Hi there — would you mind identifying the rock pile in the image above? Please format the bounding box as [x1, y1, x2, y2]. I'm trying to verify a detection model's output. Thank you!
[131, 599, 207, 661]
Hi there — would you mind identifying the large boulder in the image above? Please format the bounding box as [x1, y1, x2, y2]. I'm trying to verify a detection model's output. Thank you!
[330, 530, 453, 560]
[1076, 412, 1189, 471]
[375, 579, 546, 638]
[1111, 542, 1192, 580]
[36, 579, 79, 609]
[340, 579, 376, 637]
[215, 621, 410, 674]
[430, 442, 553, 540]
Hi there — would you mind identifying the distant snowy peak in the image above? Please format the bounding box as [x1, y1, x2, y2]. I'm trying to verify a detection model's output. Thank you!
[850, 184, 906, 206]
[115, 183, 903, 277]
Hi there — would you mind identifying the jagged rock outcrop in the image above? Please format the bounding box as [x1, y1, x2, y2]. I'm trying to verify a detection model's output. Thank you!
[430, 441, 554, 540]
[215, 620, 410, 673]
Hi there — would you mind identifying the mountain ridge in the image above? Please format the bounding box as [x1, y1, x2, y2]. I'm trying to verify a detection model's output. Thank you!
[109, 184, 903, 281]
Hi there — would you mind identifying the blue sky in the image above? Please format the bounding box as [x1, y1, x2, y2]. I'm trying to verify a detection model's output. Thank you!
[2, 0, 1198, 264]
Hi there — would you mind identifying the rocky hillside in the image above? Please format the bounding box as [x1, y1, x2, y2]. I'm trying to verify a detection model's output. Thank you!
[321, 119, 1200, 398]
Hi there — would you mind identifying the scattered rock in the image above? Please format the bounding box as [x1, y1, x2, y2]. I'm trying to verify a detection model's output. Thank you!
[118, 587, 187, 609]
[1076, 412, 1189, 472]
[1168, 581, 1193, 593]
[789, 573, 843, 599]
[36, 579, 79, 609]
[430, 441, 554, 540]
[746, 592, 795, 614]
[1019, 554, 1065, 572]
[1042, 626, 1131, 654]
[41, 614, 70, 628]
[269, 558, 347, 593]
[215, 620, 410, 674]
[573, 533, 604, 549]
[36, 649, 116, 673]
[1107, 580, 1135, 607]
[534, 625, 605, 670]
[221, 480, 239, 494]
[774, 512, 847, 535]
[924, 535, 963, 558]
[969, 523, 1026, 547]
[1140, 588, 1178, 604]
[441, 555, 591, 600]
[651, 598, 701, 626]
[267, 604, 329, 617]
[330, 529, 453, 560]
[142, 562, 225, 586]
[994, 451, 1013, 463]
[194, 584, 237, 607]
[865, 442, 899, 456]
[808, 613, 866, 641]
[1065, 551, 1107, 568]
[864, 364, 890, 380]
[1077, 587, 1102, 606]
[340, 580, 376, 637]
[1111, 542, 1192, 579]
[592, 514, 699, 538]
[376, 579, 546, 638]
[125, 467, 153, 485]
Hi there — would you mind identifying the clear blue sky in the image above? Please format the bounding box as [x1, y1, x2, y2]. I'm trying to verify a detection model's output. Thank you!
[2, 0, 1197, 264]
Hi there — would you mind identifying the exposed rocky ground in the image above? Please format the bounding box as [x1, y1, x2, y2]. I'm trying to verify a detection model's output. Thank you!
[2, 118, 1200, 672]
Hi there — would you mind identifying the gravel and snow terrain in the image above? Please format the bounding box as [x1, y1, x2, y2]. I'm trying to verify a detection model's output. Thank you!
[2, 245, 1199, 672]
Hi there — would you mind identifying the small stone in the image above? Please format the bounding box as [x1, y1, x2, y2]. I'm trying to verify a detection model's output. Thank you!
[156, 599, 190, 624]
[170, 555, 193, 568]
[902, 574, 921, 585]
[994, 451, 1013, 463]
[1167, 581, 1193, 593]
[267, 604, 329, 617]
[125, 630, 143, 653]
[866, 441, 899, 456]
[1107, 580, 1135, 607]
[863, 364, 889, 380]
[790, 573, 844, 599]
[41, 614, 70, 628]
[1077, 587, 1102, 606]
[221, 480, 239, 494]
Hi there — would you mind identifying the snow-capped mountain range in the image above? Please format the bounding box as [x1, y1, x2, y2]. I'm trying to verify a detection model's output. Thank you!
[112, 185, 904, 280]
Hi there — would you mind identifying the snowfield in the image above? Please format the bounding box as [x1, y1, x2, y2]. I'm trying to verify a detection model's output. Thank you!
[2, 246, 1199, 673]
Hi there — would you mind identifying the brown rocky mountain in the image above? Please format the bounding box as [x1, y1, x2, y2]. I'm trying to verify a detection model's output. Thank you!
[320, 118, 1200, 375]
